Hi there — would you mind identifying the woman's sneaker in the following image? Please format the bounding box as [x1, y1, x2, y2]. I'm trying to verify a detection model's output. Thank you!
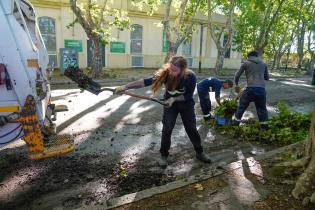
[196, 153, 212, 163]
[158, 156, 168, 168]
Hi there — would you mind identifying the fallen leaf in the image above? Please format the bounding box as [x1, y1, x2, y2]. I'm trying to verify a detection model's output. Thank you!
[194, 183, 204, 191]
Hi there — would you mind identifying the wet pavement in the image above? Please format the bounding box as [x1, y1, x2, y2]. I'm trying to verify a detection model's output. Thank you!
[0, 77, 314, 210]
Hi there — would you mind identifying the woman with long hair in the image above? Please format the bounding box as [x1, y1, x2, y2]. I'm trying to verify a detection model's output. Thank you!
[115, 56, 212, 168]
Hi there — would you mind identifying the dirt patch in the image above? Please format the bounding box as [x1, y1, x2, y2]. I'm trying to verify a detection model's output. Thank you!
[0, 151, 176, 210]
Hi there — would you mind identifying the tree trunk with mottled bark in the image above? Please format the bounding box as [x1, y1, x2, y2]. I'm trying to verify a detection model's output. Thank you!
[308, 54, 315, 74]
[292, 111, 315, 204]
[215, 49, 225, 74]
[297, 22, 306, 71]
[164, 45, 179, 63]
[91, 38, 102, 78]
[253, 0, 285, 54]
[275, 52, 283, 70]
[207, 0, 235, 73]
[162, 0, 200, 63]
[69, 0, 104, 78]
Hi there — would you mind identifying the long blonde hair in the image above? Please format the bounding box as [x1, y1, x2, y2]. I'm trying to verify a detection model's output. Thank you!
[152, 56, 189, 95]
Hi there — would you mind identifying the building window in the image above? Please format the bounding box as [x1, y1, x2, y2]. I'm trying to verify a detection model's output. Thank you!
[131, 55, 144, 67]
[130, 24, 143, 67]
[130, 24, 143, 54]
[182, 38, 193, 67]
[182, 38, 192, 56]
[38, 17, 57, 67]
[223, 34, 231, 58]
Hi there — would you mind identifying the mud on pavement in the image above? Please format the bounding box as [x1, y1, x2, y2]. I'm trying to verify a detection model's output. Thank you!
[0, 150, 179, 209]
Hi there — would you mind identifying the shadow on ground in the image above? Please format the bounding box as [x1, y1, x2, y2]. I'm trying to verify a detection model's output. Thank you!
[0, 77, 314, 210]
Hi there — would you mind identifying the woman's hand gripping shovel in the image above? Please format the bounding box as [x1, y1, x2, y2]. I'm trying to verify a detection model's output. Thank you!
[64, 66, 167, 106]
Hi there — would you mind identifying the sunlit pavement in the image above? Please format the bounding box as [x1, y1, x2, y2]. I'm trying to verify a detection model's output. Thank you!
[47, 77, 315, 175]
[0, 77, 314, 209]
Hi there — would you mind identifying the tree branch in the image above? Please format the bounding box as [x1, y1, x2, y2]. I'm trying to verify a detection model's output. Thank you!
[69, 0, 93, 37]
[174, 0, 188, 29]
[164, 0, 172, 44]
[87, 0, 97, 30]
[208, 0, 235, 51]
[223, 0, 235, 50]
[100, 0, 108, 28]
[264, 0, 285, 48]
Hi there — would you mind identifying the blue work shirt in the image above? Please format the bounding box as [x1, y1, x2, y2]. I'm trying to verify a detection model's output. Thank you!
[197, 77, 223, 98]
[143, 70, 197, 104]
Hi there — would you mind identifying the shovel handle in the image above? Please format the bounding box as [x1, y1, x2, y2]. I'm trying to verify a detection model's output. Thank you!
[236, 89, 244, 100]
[149, 98, 168, 106]
[124, 91, 167, 106]
[98, 88, 167, 106]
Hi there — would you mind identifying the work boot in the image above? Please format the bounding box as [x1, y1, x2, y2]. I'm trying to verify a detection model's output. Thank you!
[196, 153, 212, 163]
[231, 120, 240, 126]
[158, 156, 168, 168]
[204, 115, 213, 121]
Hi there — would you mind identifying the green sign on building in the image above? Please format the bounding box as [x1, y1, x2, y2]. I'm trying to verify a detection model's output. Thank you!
[64, 40, 83, 52]
[110, 41, 126, 53]
[162, 30, 168, 52]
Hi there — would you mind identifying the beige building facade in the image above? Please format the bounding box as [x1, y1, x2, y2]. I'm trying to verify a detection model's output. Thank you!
[31, 0, 242, 70]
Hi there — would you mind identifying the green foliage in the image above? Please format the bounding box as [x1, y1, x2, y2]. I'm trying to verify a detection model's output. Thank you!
[131, 0, 164, 15]
[132, 0, 205, 54]
[270, 102, 311, 131]
[214, 99, 238, 118]
[69, 1, 131, 45]
[233, 0, 315, 59]
[213, 102, 311, 146]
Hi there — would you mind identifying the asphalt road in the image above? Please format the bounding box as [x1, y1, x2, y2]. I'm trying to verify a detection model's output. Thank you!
[0, 77, 314, 210]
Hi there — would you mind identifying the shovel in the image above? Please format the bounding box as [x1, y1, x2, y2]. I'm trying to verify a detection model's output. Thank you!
[227, 86, 244, 101]
[64, 66, 167, 106]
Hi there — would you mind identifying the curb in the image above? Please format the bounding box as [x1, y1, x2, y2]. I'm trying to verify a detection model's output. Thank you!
[76, 167, 224, 210]
[75, 140, 305, 210]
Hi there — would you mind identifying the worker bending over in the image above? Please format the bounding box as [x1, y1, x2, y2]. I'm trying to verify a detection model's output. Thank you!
[197, 78, 233, 121]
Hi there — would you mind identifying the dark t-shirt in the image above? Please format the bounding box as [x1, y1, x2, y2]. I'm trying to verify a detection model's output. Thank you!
[197, 77, 223, 98]
[143, 70, 197, 104]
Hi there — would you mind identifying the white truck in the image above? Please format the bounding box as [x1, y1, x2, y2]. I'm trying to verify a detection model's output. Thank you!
[0, 0, 74, 160]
